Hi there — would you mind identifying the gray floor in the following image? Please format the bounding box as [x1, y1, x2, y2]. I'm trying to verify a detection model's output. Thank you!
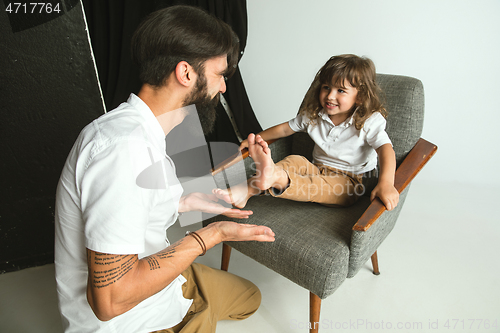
[1, 180, 499, 333]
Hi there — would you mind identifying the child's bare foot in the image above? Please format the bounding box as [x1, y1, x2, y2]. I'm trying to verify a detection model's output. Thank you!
[212, 183, 260, 209]
[213, 134, 290, 208]
[248, 134, 288, 192]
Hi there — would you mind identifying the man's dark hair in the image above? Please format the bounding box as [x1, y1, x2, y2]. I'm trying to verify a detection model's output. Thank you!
[131, 5, 239, 87]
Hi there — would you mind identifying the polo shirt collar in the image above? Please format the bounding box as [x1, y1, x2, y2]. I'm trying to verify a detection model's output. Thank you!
[345, 113, 355, 126]
[319, 109, 356, 128]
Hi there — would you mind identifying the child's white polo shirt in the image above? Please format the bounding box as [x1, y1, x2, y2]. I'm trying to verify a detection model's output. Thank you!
[288, 110, 392, 174]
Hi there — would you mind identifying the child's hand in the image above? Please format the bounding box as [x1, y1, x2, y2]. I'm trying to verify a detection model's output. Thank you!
[239, 139, 249, 151]
[370, 181, 399, 211]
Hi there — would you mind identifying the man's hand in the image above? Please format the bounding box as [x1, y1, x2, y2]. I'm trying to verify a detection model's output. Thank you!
[179, 192, 253, 219]
[214, 221, 275, 243]
[370, 180, 399, 211]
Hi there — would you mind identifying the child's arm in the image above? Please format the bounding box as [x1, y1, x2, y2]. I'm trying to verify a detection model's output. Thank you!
[239, 122, 295, 150]
[370, 143, 399, 211]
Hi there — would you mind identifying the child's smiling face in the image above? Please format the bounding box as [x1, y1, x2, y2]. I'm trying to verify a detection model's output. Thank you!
[319, 79, 358, 122]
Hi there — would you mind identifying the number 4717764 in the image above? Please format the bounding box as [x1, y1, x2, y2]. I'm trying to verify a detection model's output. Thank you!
[5, 3, 61, 14]
[444, 319, 498, 330]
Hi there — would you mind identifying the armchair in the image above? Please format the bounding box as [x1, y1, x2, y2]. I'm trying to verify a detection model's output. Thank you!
[203, 74, 437, 333]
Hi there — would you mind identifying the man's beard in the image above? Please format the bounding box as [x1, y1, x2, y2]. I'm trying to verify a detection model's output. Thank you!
[183, 73, 219, 135]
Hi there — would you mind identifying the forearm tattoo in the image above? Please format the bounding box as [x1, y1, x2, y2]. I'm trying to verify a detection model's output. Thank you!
[90, 253, 138, 289]
[145, 238, 186, 271]
[89, 238, 188, 286]
[156, 238, 184, 260]
[146, 257, 160, 270]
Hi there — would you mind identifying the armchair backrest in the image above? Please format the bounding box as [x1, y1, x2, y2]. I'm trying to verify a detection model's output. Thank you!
[377, 74, 424, 166]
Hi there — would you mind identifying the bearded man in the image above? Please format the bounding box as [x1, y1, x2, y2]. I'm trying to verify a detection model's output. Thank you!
[54, 6, 274, 333]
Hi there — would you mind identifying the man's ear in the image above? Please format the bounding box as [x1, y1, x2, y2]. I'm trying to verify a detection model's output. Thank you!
[175, 61, 196, 87]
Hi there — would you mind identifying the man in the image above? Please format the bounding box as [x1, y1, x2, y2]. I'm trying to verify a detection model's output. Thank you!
[54, 6, 274, 333]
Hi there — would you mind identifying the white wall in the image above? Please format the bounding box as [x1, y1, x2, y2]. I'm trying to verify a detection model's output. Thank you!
[239, 0, 500, 186]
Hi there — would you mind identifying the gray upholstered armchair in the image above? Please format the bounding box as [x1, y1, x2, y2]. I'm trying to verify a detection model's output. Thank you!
[203, 74, 437, 333]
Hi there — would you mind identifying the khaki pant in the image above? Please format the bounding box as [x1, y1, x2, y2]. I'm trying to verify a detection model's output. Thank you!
[153, 263, 261, 333]
[271, 155, 365, 207]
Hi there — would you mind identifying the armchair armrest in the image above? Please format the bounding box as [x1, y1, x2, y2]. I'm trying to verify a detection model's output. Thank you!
[353, 138, 438, 231]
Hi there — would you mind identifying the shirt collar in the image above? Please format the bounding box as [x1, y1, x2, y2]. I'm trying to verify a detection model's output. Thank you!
[319, 109, 356, 127]
[345, 113, 355, 126]
[127, 93, 166, 154]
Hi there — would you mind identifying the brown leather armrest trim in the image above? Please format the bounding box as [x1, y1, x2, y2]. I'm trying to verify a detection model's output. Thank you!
[353, 138, 438, 232]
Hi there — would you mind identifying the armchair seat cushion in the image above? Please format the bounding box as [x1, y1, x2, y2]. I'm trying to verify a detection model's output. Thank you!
[204, 194, 372, 299]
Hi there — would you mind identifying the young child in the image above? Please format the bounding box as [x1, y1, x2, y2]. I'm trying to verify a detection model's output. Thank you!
[216, 54, 399, 211]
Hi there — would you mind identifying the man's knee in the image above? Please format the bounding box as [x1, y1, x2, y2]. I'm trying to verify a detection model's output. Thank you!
[228, 283, 261, 320]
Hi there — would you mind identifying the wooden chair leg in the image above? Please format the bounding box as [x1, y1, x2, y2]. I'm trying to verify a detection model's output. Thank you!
[371, 251, 380, 275]
[221, 243, 232, 271]
[310, 292, 321, 333]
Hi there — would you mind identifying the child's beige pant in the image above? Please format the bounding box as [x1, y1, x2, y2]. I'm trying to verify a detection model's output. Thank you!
[153, 263, 261, 333]
[270, 155, 365, 207]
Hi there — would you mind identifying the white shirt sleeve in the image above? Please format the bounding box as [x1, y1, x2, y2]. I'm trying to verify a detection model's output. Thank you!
[363, 112, 392, 150]
[81, 138, 156, 255]
[288, 113, 310, 133]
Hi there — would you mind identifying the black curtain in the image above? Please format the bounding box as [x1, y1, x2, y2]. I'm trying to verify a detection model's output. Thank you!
[82, 0, 262, 147]
[1, 1, 105, 272]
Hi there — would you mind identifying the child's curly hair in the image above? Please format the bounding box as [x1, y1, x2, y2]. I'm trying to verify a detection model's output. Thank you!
[299, 54, 387, 130]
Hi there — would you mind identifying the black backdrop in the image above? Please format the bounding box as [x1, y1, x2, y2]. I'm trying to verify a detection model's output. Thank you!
[82, 0, 262, 145]
[0, 0, 262, 273]
[0, 0, 105, 273]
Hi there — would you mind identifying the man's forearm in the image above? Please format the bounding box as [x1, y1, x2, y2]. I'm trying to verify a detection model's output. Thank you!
[87, 221, 273, 321]
[87, 224, 221, 321]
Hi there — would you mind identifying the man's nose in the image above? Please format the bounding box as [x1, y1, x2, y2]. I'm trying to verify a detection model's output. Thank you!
[220, 77, 227, 94]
